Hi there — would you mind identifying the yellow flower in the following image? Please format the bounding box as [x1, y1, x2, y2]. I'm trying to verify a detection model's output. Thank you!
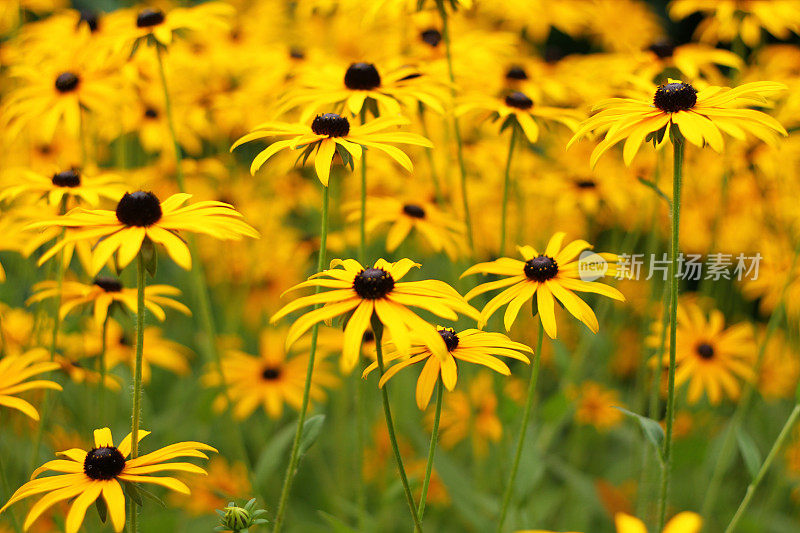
[27, 277, 190, 327]
[569, 80, 787, 167]
[0, 349, 62, 420]
[105, 326, 192, 383]
[231, 114, 432, 185]
[569, 381, 625, 431]
[272, 258, 478, 371]
[168, 457, 251, 516]
[462, 232, 624, 338]
[0, 166, 124, 208]
[31, 191, 259, 274]
[0, 427, 216, 533]
[614, 511, 701, 533]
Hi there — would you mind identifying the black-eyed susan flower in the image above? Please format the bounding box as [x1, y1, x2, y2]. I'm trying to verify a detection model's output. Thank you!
[0, 166, 124, 208]
[457, 91, 581, 143]
[0, 427, 216, 533]
[462, 232, 624, 338]
[0, 349, 62, 420]
[231, 114, 432, 185]
[104, 326, 192, 383]
[614, 511, 701, 533]
[648, 302, 755, 404]
[32, 191, 259, 274]
[346, 197, 464, 259]
[364, 327, 531, 409]
[272, 258, 479, 371]
[27, 277, 190, 326]
[569, 80, 788, 167]
[203, 328, 338, 419]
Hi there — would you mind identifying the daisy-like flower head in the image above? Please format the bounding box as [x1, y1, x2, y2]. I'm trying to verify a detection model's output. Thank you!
[0, 166, 125, 207]
[0, 349, 62, 420]
[461, 232, 625, 338]
[647, 302, 755, 404]
[456, 90, 581, 143]
[231, 114, 433, 185]
[106, 2, 234, 52]
[568, 79, 788, 167]
[0, 427, 216, 533]
[203, 328, 339, 419]
[347, 196, 465, 259]
[363, 327, 531, 409]
[271, 258, 479, 372]
[30, 191, 259, 274]
[26, 277, 190, 327]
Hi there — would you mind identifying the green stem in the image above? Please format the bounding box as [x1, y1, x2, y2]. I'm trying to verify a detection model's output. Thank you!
[356, 371, 367, 531]
[359, 109, 368, 264]
[418, 103, 444, 204]
[724, 404, 800, 533]
[0, 435, 23, 533]
[155, 43, 186, 192]
[98, 314, 109, 425]
[437, 0, 473, 252]
[372, 318, 423, 532]
[496, 319, 544, 532]
[128, 252, 147, 533]
[272, 184, 330, 533]
[657, 136, 683, 531]
[500, 126, 517, 257]
[701, 240, 800, 523]
[417, 379, 443, 520]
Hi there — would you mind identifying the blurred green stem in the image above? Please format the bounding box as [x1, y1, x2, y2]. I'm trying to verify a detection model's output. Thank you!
[656, 136, 683, 531]
[496, 319, 544, 532]
[0, 436, 23, 533]
[418, 378, 443, 520]
[418, 103, 444, 204]
[97, 314, 109, 425]
[272, 184, 329, 533]
[372, 318, 423, 532]
[500, 126, 518, 257]
[128, 252, 147, 533]
[724, 404, 800, 533]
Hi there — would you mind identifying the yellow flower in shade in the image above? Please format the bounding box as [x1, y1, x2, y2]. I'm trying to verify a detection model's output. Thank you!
[457, 91, 581, 143]
[568, 80, 787, 167]
[203, 328, 339, 419]
[0, 427, 216, 533]
[648, 302, 756, 404]
[757, 330, 800, 400]
[103, 326, 192, 383]
[27, 277, 190, 327]
[106, 2, 234, 52]
[272, 258, 479, 371]
[614, 511, 701, 533]
[347, 197, 464, 259]
[0, 166, 124, 208]
[569, 381, 625, 431]
[32, 191, 259, 274]
[0, 349, 62, 420]
[231, 114, 432, 185]
[363, 327, 531, 409]
[462, 232, 625, 338]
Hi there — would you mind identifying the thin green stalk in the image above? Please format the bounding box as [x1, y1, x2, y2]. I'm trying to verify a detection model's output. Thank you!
[97, 314, 109, 424]
[496, 319, 544, 532]
[657, 136, 683, 531]
[272, 185, 330, 533]
[724, 404, 800, 533]
[0, 437, 23, 533]
[500, 126, 518, 257]
[356, 369, 367, 531]
[418, 102, 444, 204]
[418, 379, 444, 520]
[359, 108, 368, 264]
[437, 0, 473, 252]
[701, 240, 800, 523]
[155, 43, 186, 192]
[372, 319, 423, 532]
[128, 252, 147, 533]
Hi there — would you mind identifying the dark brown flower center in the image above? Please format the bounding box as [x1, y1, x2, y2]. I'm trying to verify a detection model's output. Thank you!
[653, 82, 697, 113]
[115, 191, 163, 227]
[344, 62, 381, 91]
[144, 108, 159, 119]
[696, 342, 714, 359]
[311, 113, 350, 137]
[575, 179, 597, 189]
[353, 268, 395, 299]
[420, 29, 442, 47]
[84, 446, 126, 480]
[402, 204, 426, 219]
[136, 8, 165, 28]
[438, 328, 459, 351]
[52, 168, 81, 188]
[55, 72, 80, 93]
[289, 47, 305, 60]
[505, 91, 533, 110]
[262, 366, 281, 380]
[524, 255, 558, 282]
[648, 40, 675, 59]
[79, 9, 99, 32]
[505, 66, 528, 81]
[93, 276, 123, 292]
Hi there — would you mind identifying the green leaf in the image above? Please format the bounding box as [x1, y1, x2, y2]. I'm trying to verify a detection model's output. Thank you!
[736, 427, 762, 480]
[136, 485, 167, 509]
[316, 510, 359, 533]
[122, 481, 143, 506]
[614, 407, 665, 461]
[95, 496, 108, 523]
[141, 238, 157, 278]
[299, 414, 325, 457]
[253, 423, 297, 493]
